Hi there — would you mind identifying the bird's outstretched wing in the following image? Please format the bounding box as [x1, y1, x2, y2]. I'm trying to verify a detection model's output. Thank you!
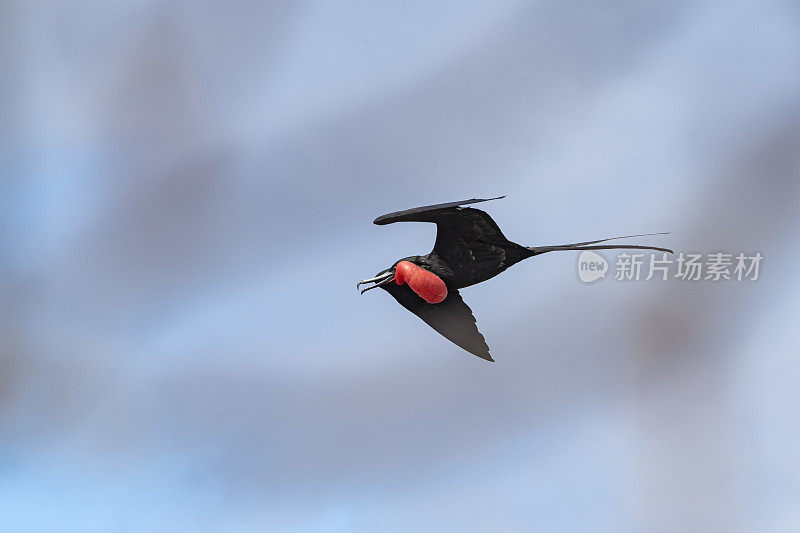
[373, 197, 505, 225]
[374, 197, 527, 287]
[384, 284, 492, 361]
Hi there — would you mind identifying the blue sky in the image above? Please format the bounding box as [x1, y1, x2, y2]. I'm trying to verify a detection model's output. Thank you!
[2, 1, 800, 531]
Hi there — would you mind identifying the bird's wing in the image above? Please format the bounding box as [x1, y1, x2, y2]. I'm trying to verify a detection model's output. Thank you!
[373, 196, 505, 225]
[384, 284, 492, 361]
[374, 197, 520, 282]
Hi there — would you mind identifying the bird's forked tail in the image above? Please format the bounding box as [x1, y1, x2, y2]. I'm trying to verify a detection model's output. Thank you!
[526, 233, 673, 256]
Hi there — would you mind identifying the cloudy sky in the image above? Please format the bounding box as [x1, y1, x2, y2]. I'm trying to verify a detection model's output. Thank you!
[3, 1, 800, 531]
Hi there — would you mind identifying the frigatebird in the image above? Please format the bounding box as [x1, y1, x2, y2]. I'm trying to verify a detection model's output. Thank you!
[357, 197, 672, 361]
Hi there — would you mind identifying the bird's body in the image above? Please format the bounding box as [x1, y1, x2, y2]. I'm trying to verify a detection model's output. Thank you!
[358, 197, 672, 361]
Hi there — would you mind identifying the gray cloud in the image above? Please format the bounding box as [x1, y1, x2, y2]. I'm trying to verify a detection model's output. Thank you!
[2, 1, 799, 531]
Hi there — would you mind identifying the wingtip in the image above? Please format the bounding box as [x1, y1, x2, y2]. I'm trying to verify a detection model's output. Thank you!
[473, 351, 494, 362]
[471, 195, 505, 203]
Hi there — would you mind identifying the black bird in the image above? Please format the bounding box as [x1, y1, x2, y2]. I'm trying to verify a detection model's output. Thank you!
[358, 197, 672, 361]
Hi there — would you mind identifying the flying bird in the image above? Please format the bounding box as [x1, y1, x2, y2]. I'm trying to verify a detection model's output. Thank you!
[357, 197, 672, 361]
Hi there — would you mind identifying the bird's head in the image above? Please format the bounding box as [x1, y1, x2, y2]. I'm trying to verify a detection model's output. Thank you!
[357, 258, 448, 304]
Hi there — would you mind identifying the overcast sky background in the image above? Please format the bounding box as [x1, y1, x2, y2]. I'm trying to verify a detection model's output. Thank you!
[3, 1, 800, 531]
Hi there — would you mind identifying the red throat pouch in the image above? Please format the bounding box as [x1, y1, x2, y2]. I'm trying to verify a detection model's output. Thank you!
[394, 261, 448, 304]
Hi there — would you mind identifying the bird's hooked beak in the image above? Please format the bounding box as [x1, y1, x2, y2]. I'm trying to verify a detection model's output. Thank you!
[357, 270, 395, 294]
